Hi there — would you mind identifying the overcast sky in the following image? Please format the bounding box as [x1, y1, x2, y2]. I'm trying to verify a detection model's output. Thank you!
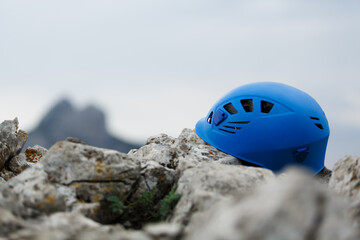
[0, 0, 359, 168]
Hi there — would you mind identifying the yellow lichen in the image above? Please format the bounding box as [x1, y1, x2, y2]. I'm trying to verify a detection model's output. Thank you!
[45, 194, 57, 204]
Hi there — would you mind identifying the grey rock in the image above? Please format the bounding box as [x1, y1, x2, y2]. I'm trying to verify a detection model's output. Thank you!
[7, 154, 28, 174]
[172, 162, 274, 228]
[75, 229, 151, 240]
[187, 169, 360, 240]
[7, 165, 68, 218]
[39, 139, 143, 224]
[129, 129, 240, 171]
[0, 118, 28, 169]
[315, 167, 332, 184]
[0, 184, 28, 217]
[0, 168, 16, 181]
[329, 155, 360, 201]
[8, 212, 148, 240]
[41, 140, 141, 185]
[144, 222, 182, 240]
[0, 207, 29, 237]
[136, 161, 177, 199]
[7, 145, 47, 174]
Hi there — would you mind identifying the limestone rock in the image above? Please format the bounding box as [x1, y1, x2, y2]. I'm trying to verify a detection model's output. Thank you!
[8, 145, 47, 175]
[41, 140, 141, 185]
[135, 161, 177, 200]
[329, 156, 360, 202]
[0, 168, 16, 181]
[129, 129, 240, 171]
[144, 222, 182, 240]
[172, 162, 275, 228]
[0, 207, 29, 237]
[0, 183, 28, 217]
[38, 140, 142, 223]
[8, 212, 148, 240]
[0, 118, 28, 169]
[187, 169, 360, 240]
[7, 165, 69, 218]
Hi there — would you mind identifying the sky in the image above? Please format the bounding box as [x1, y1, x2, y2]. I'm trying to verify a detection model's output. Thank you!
[0, 0, 359, 168]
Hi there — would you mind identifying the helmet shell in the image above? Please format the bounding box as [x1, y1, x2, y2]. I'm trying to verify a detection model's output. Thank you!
[195, 82, 329, 174]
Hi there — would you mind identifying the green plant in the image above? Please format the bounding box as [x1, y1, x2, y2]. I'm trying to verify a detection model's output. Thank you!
[137, 187, 158, 210]
[106, 195, 127, 215]
[106, 184, 181, 225]
[158, 185, 181, 220]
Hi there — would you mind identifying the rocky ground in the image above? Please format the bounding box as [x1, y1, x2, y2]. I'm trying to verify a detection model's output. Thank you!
[0, 118, 359, 240]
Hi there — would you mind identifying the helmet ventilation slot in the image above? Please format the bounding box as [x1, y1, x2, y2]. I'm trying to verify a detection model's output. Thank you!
[219, 128, 235, 134]
[207, 112, 213, 124]
[224, 126, 242, 130]
[228, 121, 250, 124]
[224, 103, 238, 115]
[261, 100, 274, 113]
[310, 116, 324, 130]
[241, 99, 254, 112]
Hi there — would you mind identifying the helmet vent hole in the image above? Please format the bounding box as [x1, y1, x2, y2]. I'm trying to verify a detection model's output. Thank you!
[219, 128, 235, 134]
[261, 101, 274, 113]
[310, 116, 320, 120]
[207, 112, 213, 124]
[224, 103, 238, 115]
[228, 121, 250, 124]
[241, 99, 254, 112]
[224, 126, 242, 130]
[315, 123, 324, 129]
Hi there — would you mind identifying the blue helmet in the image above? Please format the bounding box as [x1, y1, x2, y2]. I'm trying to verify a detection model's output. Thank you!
[195, 82, 329, 174]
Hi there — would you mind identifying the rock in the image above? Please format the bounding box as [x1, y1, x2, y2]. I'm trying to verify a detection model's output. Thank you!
[39, 139, 142, 223]
[315, 167, 332, 184]
[0, 184, 29, 217]
[75, 229, 151, 240]
[8, 145, 48, 175]
[1, 120, 359, 240]
[0, 207, 29, 237]
[187, 169, 360, 240]
[172, 162, 275, 228]
[129, 129, 241, 171]
[144, 222, 182, 240]
[116, 161, 177, 228]
[7, 165, 69, 218]
[329, 156, 360, 202]
[0, 118, 28, 169]
[41, 140, 140, 185]
[8, 212, 149, 240]
[0, 167, 16, 181]
[135, 161, 177, 200]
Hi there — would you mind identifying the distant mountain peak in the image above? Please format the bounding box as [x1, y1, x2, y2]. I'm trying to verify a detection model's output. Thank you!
[25, 98, 140, 152]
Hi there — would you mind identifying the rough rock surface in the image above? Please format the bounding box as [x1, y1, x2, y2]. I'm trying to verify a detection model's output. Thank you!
[8, 145, 47, 174]
[0, 119, 359, 240]
[187, 169, 360, 240]
[329, 155, 360, 201]
[0, 118, 28, 170]
[129, 129, 241, 170]
[7, 165, 69, 218]
[172, 162, 274, 228]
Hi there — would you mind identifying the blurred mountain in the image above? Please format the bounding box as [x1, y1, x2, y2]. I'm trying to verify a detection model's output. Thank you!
[24, 99, 141, 152]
